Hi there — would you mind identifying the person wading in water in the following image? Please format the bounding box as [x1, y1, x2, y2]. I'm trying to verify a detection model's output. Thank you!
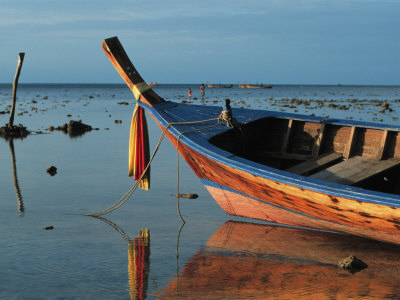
[200, 84, 205, 98]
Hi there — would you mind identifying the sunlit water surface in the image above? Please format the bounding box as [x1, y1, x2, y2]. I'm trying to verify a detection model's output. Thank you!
[1, 84, 400, 299]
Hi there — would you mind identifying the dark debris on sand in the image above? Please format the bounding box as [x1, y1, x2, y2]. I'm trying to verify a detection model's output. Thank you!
[46, 166, 57, 176]
[338, 255, 368, 274]
[49, 120, 92, 137]
[0, 124, 30, 139]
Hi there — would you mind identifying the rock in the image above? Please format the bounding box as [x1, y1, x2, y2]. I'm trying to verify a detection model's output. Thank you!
[68, 120, 92, 135]
[173, 193, 199, 199]
[43, 226, 54, 230]
[57, 123, 68, 131]
[0, 124, 30, 139]
[55, 120, 92, 137]
[381, 102, 389, 110]
[46, 166, 57, 176]
[338, 255, 368, 273]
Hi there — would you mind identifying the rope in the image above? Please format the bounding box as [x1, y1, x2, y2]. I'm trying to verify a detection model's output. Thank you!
[85, 116, 221, 217]
[218, 99, 241, 128]
[175, 122, 223, 223]
[218, 108, 240, 128]
[132, 82, 151, 101]
[90, 215, 131, 241]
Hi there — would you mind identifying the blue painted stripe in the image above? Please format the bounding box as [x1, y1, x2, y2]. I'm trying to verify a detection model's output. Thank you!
[140, 100, 400, 208]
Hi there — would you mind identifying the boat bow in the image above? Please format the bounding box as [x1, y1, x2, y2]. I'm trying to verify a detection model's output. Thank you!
[102, 36, 164, 107]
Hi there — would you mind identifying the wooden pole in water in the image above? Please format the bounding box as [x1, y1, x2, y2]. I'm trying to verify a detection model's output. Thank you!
[8, 53, 25, 128]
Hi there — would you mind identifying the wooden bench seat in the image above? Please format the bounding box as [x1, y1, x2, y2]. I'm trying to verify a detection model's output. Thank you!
[286, 152, 343, 176]
[310, 156, 400, 185]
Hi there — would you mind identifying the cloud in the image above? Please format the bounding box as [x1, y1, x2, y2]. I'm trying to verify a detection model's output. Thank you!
[0, 1, 273, 27]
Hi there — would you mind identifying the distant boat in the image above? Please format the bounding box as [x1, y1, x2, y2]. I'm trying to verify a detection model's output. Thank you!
[103, 36, 400, 245]
[207, 84, 233, 88]
[147, 82, 159, 86]
[239, 83, 273, 88]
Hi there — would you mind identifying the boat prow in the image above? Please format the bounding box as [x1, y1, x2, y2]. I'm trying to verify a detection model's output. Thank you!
[102, 37, 164, 107]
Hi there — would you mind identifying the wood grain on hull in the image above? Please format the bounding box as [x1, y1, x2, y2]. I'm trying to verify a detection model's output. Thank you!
[154, 120, 400, 244]
[205, 185, 400, 244]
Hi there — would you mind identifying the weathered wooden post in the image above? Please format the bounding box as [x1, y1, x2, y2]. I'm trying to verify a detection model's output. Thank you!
[8, 53, 25, 128]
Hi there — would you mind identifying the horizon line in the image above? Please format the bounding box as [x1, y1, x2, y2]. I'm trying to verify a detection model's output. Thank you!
[0, 82, 399, 87]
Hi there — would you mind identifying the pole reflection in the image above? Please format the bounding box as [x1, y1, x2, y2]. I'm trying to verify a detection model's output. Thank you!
[9, 139, 24, 215]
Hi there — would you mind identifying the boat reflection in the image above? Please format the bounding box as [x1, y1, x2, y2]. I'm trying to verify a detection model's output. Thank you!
[9, 139, 24, 215]
[158, 221, 400, 299]
[128, 228, 150, 300]
[90, 217, 150, 300]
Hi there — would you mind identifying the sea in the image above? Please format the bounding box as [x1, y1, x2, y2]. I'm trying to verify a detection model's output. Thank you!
[1, 83, 400, 299]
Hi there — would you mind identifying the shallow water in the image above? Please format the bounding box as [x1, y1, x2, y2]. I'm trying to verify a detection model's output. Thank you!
[1, 83, 400, 299]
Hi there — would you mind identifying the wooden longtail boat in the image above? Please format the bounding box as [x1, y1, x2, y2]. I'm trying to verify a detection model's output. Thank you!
[207, 83, 233, 88]
[157, 221, 400, 299]
[103, 37, 400, 245]
[239, 83, 273, 88]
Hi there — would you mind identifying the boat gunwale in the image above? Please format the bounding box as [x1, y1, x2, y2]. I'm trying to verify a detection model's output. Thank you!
[139, 100, 400, 207]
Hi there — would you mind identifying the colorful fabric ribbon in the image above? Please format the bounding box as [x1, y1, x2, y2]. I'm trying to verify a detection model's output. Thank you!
[128, 104, 150, 190]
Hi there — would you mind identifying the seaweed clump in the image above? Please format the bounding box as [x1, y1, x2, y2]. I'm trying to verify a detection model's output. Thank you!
[50, 120, 92, 137]
[338, 255, 368, 274]
[0, 124, 30, 139]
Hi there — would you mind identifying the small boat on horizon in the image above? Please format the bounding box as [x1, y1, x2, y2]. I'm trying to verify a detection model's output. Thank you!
[239, 83, 273, 88]
[207, 83, 233, 88]
[103, 36, 400, 245]
[147, 82, 159, 86]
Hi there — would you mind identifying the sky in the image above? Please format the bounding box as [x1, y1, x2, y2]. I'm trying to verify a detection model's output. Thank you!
[1, 0, 399, 85]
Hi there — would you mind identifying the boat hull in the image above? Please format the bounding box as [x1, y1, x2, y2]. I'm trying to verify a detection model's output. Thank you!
[204, 183, 400, 244]
[157, 124, 400, 245]
[207, 84, 233, 88]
